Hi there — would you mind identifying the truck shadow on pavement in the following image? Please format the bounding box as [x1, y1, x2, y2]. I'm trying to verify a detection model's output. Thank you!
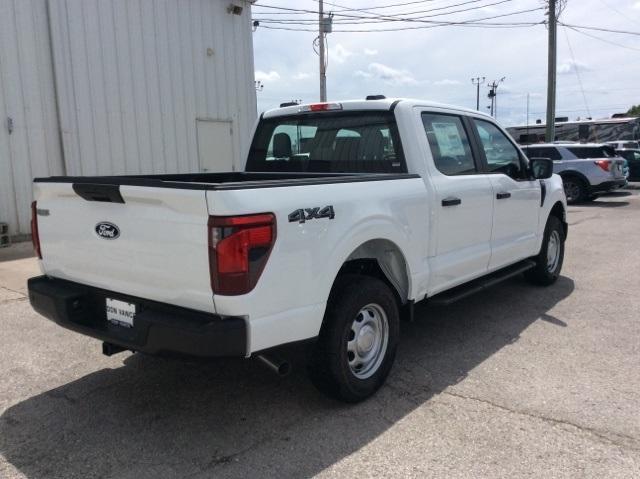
[0, 276, 574, 479]
[578, 200, 630, 208]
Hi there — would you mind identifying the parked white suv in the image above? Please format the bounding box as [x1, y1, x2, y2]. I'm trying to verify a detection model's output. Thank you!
[607, 140, 640, 150]
[29, 98, 567, 402]
[522, 143, 627, 203]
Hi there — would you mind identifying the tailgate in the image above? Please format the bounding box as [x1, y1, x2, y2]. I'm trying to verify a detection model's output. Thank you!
[34, 182, 214, 313]
[611, 159, 626, 179]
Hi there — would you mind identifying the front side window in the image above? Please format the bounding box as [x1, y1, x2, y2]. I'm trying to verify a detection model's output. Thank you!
[247, 112, 404, 173]
[474, 119, 525, 179]
[421, 113, 476, 175]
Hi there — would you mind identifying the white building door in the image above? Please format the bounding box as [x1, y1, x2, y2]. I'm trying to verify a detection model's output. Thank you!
[196, 120, 234, 173]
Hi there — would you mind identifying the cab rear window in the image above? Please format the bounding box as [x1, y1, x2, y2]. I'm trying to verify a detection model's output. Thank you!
[246, 112, 405, 173]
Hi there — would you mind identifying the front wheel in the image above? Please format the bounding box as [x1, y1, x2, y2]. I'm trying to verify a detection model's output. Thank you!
[525, 215, 565, 286]
[308, 275, 399, 403]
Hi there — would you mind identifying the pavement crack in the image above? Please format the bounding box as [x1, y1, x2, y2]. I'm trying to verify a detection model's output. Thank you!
[440, 390, 640, 452]
[0, 285, 26, 297]
[0, 297, 27, 305]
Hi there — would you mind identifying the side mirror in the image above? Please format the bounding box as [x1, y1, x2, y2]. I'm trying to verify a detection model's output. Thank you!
[529, 157, 553, 179]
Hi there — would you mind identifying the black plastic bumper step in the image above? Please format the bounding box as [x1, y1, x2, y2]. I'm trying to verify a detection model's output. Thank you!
[429, 259, 536, 306]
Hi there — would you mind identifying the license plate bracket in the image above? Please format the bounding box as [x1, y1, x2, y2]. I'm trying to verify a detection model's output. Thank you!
[106, 298, 136, 328]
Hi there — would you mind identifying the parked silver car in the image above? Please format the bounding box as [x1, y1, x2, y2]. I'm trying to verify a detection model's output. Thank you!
[522, 143, 627, 203]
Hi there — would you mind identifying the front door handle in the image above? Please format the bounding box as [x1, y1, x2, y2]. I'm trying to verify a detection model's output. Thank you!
[496, 192, 511, 200]
[442, 197, 462, 207]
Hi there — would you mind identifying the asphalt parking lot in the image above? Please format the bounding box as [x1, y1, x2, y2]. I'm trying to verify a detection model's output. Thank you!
[1, 188, 639, 479]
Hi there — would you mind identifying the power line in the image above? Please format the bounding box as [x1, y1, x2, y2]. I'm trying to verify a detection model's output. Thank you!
[253, 1, 528, 23]
[256, 0, 521, 25]
[310, 0, 512, 20]
[558, 23, 640, 36]
[562, 25, 640, 52]
[256, 0, 523, 25]
[254, 7, 545, 32]
[595, 0, 640, 28]
[562, 26, 590, 117]
[310, 0, 438, 12]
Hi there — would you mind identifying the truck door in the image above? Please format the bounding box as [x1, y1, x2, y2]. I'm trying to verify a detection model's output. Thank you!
[471, 119, 541, 270]
[419, 111, 494, 294]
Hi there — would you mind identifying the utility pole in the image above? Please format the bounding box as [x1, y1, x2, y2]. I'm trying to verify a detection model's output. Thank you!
[487, 77, 505, 119]
[318, 0, 327, 102]
[471, 77, 485, 110]
[546, 0, 557, 142]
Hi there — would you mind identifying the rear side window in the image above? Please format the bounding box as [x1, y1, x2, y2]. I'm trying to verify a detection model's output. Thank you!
[524, 146, 562, 161]
[247, 112, 405, 173]
[567, 146, 615, 159]
[421, 113, 476, 175]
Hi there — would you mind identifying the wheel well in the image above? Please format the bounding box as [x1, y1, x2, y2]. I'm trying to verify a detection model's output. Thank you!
[334, 239, 410, 305]
[549, 201, 568, 239]
[559, 171, 588, 186]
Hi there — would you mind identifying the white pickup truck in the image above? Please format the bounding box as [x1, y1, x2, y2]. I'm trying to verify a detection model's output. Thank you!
[28, 98, 567, 402]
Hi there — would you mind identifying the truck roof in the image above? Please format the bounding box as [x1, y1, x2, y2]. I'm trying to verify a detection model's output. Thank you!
[262, 98, 493, 119]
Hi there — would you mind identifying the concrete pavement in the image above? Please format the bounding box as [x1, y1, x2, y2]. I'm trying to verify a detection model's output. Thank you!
[1, 190, 639, 478]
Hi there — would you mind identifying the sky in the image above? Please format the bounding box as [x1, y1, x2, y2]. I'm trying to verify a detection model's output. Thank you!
[251, 0, 640, 126]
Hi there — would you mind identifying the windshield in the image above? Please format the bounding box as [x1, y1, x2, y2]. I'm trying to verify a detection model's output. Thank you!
[567, 146, 616, 159]
[246, 112, 405, 173]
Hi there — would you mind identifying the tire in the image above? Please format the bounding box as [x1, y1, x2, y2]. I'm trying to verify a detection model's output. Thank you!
[525, 215, 565, 286]
[562, 176, 587, 204]
[308, 274, 400, 403]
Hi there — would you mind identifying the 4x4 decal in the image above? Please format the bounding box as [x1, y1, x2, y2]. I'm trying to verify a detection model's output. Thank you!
[288, 206, 335, 224]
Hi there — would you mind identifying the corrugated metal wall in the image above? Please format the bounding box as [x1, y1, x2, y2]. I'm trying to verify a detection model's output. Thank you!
[0, 0, 257, 236]
[0, 0, 64, 237]
[49, 0, 257, 177]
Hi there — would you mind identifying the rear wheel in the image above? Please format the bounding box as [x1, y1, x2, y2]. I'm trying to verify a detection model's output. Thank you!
[308, 275, 399, 403]
[525, 215, 565, 286]
[562, 176, 587, 204]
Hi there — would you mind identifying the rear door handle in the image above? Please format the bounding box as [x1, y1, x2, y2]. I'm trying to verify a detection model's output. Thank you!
[441, 197, 462, 207]
[496, 192, 511, 200]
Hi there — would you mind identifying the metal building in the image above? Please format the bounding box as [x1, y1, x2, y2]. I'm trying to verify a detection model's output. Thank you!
[0, 0, 257, 238]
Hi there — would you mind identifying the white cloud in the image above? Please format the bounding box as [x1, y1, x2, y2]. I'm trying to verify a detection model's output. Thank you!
[558, 60, 590, 74]
[364, 48, 378, 56]
[354, 70, 373, 79]
[293, 72, 311, 80]
[434, 79, 462, 86]
[255, 70, 281, 82]
[634, 1, 640, 9]
[333, 44, 353, 63]
[366, 62, 417, 85]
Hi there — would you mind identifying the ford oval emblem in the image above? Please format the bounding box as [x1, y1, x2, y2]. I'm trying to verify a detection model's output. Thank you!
[95, 222, 120, 240]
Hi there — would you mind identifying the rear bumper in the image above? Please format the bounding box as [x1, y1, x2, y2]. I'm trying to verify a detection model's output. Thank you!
[589, 179, 627, 193]
[28, 275, 247, 358]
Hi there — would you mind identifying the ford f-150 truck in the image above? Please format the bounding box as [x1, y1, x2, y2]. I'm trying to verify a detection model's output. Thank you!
[28, 98, 567, 402]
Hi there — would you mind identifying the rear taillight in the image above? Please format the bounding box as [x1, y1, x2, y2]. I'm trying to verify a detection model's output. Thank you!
[31, 201, 42, 259]
[594, 160, 610, 172]
[208, 213, 276, 295]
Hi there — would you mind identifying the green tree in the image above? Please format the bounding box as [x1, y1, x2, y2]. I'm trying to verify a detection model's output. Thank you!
[627, 105, 640, 116]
